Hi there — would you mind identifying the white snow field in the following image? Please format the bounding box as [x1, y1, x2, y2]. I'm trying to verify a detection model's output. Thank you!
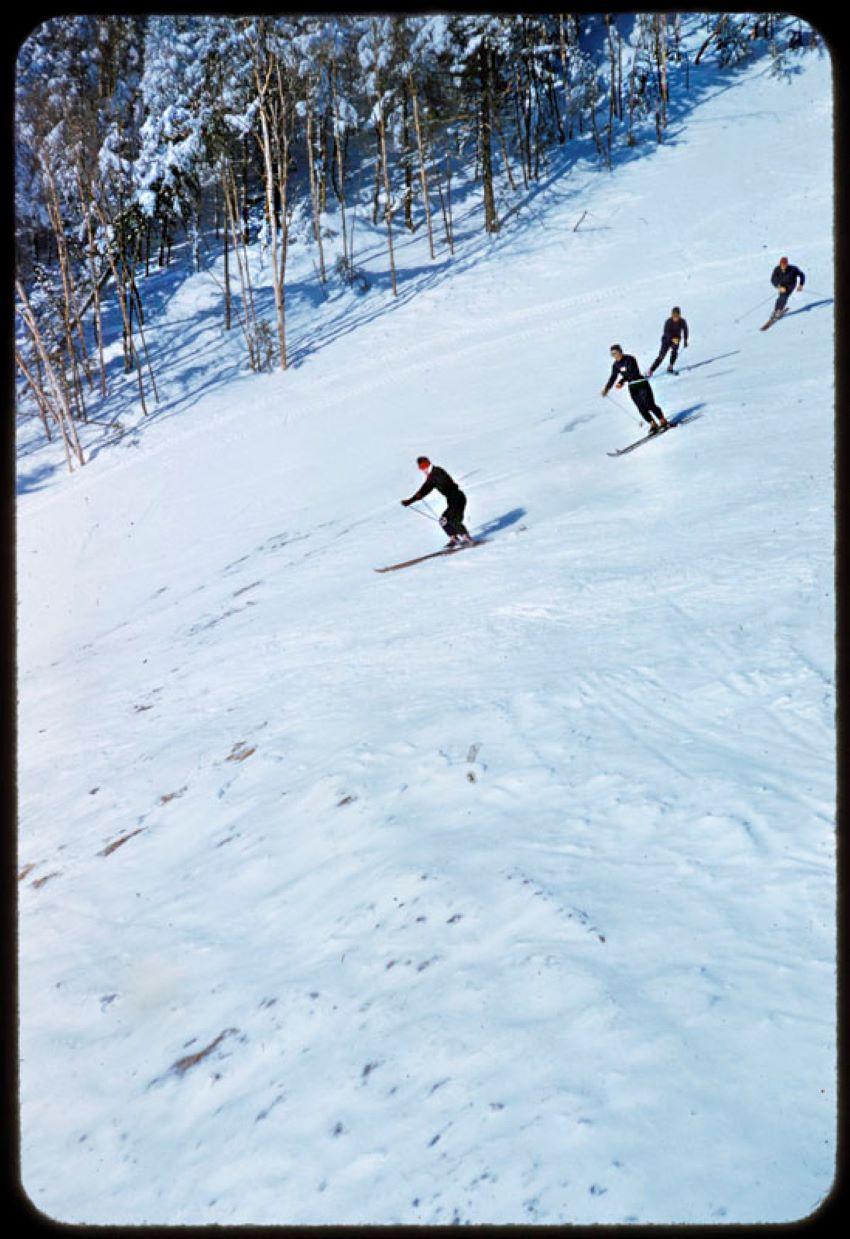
[17, 45, 835, 1226]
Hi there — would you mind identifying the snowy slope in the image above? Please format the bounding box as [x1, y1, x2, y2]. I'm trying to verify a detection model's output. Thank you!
[17, 49, 835, 1225]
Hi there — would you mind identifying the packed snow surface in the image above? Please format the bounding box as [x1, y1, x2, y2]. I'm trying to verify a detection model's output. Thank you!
[18, 49, 835, 1225]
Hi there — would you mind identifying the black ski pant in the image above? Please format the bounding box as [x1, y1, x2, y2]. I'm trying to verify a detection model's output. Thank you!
[651, 337, 681, 372]
[773, 289, 792, 316]
[439, 495, 469, 538]
[629, 380, 664, 425]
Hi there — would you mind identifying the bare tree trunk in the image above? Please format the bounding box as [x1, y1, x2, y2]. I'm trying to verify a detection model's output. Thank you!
[558, 13, 574, 140]
[402, 84, 414, 232]
[525, 20, 545, 179]
[257, 79, 289, 369]
[372, 127, 382, 226]
[317, 112, 328, 214]
[241, 137, 251, 245]
[409, 73, 435, 260]
[617, 21, 624, 119]
[305, 101, 327, 284]
[89, 192, 146, 406]
[480, 43, 499, 232]
[331, 60, 350, 269]
[626, 52, 639, 145]
[222, 160, 260, 370]
[659, 14, 669, 129]
[436, 150, 454, 255]
[42, 158, 95, 412]
[376, 99, 398, 294]
[695, 15, 727, 65]
[513, 69, 530, 189]
[73, 166, 116, 398]
[494, 109, 517, 191]
[605, 15, 618, 121]
[222, 176, 232, 331]
[445, 151, 454, 251]
[128, 269, 159, 403]
[15, 347, 54, 440]
[548, 78, 566, 145]
[273, 60, 292, 368]
[16, 278, 85, 468]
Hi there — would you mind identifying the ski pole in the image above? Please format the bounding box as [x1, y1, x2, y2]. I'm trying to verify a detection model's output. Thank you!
[733, 294, 775, 324]
[603, 391, 642, 426]
[405, 502, 440, 524]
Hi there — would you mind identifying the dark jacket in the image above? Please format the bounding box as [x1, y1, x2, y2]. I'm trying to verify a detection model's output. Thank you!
[603, 353, 646, 394]
[408, 465, 465, 505]
[662, 315, 688, 344]
[771, 263, 805, 292]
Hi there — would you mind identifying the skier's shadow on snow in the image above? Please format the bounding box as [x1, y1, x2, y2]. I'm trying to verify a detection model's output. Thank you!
[668, 403, 706, 427]
[784, 298, 833, 320]
[476, 507, 526, 538]
[678, 350, 740, 373]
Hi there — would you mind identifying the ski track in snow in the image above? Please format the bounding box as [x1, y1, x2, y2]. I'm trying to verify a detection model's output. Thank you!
[17, 46, 835, 1227]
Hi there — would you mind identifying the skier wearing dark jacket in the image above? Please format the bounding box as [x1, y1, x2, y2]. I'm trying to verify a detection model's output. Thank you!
[601, 345, 668, 432]
[647, 307, 689, 375]
[770, 256, 805, 317]
[401, 457, 473, 545]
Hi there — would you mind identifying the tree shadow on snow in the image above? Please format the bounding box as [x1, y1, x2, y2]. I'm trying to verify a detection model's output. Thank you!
[16, 458, 62, 495]
[475, 507, 527, 538]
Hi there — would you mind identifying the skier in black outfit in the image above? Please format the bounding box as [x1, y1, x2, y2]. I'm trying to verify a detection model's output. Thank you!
[401, 457, 473, 546]
[647, 307, 689, 375]
[601, 345, 668, 433]
[770, 256, 805, 318]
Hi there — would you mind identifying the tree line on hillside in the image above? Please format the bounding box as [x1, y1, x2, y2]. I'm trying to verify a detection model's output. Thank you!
[14, 12, 817, 471]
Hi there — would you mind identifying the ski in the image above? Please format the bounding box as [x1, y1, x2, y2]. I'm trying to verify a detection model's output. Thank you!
[607, 424, 671, 457]
[374, 539, 487, 574]
[607, 415, 697, 457]
[760, 309, 786, 331]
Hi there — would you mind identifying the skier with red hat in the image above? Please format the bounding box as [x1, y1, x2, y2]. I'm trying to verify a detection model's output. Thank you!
[765, 256, 805, 327]
[401, 457, 473, 547]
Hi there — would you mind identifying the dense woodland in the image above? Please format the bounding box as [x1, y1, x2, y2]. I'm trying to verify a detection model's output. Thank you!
[15, 12, 817, 471]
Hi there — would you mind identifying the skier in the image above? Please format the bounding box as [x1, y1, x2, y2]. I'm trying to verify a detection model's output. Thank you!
[601, 345, 669, 434]
[647, 306, 689, 375]
[770, 256, 805, 320]
[401, 457, 473, 546]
